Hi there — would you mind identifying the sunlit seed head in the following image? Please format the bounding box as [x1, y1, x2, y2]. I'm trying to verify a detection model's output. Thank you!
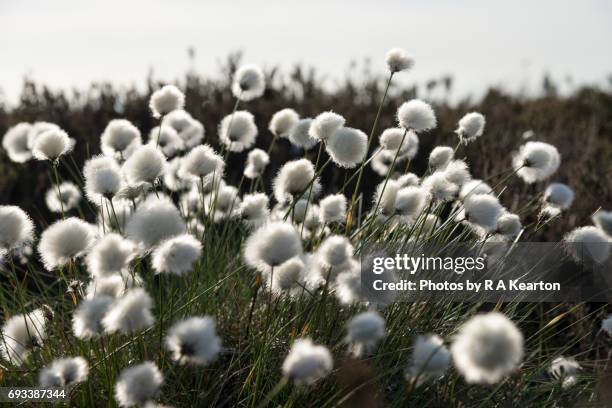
[269, 108, 299, 138]
[543, 183, 574, 210]
[165, 316, 221, 365]
[0, 308, 50, 365]
[86, 233, 136, 278]
[268, 256, 307, 296]
[385, 48, 415, 73]
[180, 144, 225, 181]
[204, 184, 241, 222]
[564, 226, 611, 264]
[240, 193, 270, 228]
[244, 148, 270, 179]
[325, 127, 368, 168]
[512, 141, 561, 184]
[32, 128, 75, 161]
[122, 145, 167, 184]
[288, 118, 318, 150]
[152, 234, 202, 275]
[428, 146, 454, 170]
[273, 159, 315, 204]
[346, 311, 385, 357]
[26, 121, 60, 150]
[394, 186, 429, 218]
[373, 179, 402, 216]
[2, 123, 33, 163]
[407, 334, 450, 382]
[451, 312, 523, 384]
[319, 194, 347, 224]
[602, 314, 612, 336]
[218, 110, 258, 152]
[163, 157, 191, 192]
[85, 272, 139, 299]
[148, 125, 184, 158]
[38, 217, 96, 270]
[397, 100, 437, 133]
[125, 195, 186, 250]
[83, 155, 123, 203]
[592, 210, 612, 238]
[335, 268, 366, 305]
[421, 172, 459, 203]
[459, 179, 493, 201]
[149, 85, 185, 118]
[397, 173, 420, 188]
[232, 64, 266, 101]
[102, 288, 154, 335]
[114, 362, 163, 407]
[45, 182, 81, 213]
[39, 357, 89, 388]
[496, 212, 522, 237]
[244, 222, 303, 273]
[101, 119, 142, 159]
[379, 128, 419, 160]
[549, 356, 581, 388]
[463, 194, 503, 232]
[443, 160, 471, 188]
[72, 295, 113, 339]
[317, 235, 353, 269]
[309, 111, 345, 141]
[282, 338, 333, 385]
[0, 205, 35, 250]
[456, 112, 486, 144]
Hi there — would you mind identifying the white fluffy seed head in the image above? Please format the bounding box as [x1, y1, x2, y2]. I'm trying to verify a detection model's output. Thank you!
[496, 212, 522, 237]
[83, 155, 123, 203]
[421, 172, 459, 203]
[180, 144, 225, 181]
[149, 85, 185, 118]
[443, 160, 471, 187]
[282, 338, 333, 385]
[394, 186, 429, 218]
[428, 146, 454, 170]
[592, 210, 612, 237]
[232, 64, 266, 101]
[2, 123, 33, 162]
[27, 122, 60, 149]
[463, 195, 503, 232]
[385, 48, 414, 73]
[317, 235, 353, 268]
[289, 118, 318, 150]
[326, 127, 368, 168]
[512, 141, 561, 184]
[244, 222, 303, 273]
[122, 145, 167, 184]
[346, 311, 385, 357]
[165, 316, 221, 365]
[408, 334, 450, 380]
[45, 182, 81, 213]
[165, 110, 204, 149]
[102, 288, 154, 335]
[148, 125, 184, 158]
[32, 128, 75, 161]
[152, 234, 202, 275]
[549, 357, 581, 388]
[543, 183, 574, 210]
[379, 128, 419, 159]
[0, 308, 50, 365]
[397, 100, 437, 132]
[309, 111, 345, 141]
[204, 184, 241, 222]
[564, 226, 611, 264]
[218, 110, 258, 152]
[72, 295, 113, 339]
[373, 179, 402, 216]
[115, 362, 163, 407]
[39, 357, 89, 387]
[0, 205, 35, 250]
[459, 179, 493, 201]
[163, 157, 191, 192]
[319, 194, 347, 224]
[602, 314, 612, 336]
[126, 196, 186, 250]
[269, 108, 299, 138]
[451, 312, 523, 384]
[397, 173, 420, 187]
[38, 217, 96, 270]
[269, 256, 307, 295]
[456, 112, 486, 144]
[86, 233, 136, 278]
[244, 148, 270, 179]
[273, 159, 315, 203]
[101, 119, 142, 159]
[85, 272, 139, 299]
[240, 193, 270, 227]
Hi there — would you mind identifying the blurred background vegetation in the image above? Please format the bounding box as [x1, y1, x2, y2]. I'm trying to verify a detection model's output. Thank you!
[1, 54, 610, 239]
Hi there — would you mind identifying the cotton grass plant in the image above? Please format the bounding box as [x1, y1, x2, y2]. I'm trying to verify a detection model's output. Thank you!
[0, 48, 609, 408]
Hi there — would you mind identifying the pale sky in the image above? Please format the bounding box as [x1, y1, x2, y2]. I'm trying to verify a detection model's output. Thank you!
[1, 0, 611, 105]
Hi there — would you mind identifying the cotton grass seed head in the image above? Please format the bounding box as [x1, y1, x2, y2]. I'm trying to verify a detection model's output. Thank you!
[239, 193, 270, 227]
[269, 108, 299, 138]
[122, 145, 167, 184]
[346, 311, 385, 357]
[309, 111, 345, 141]
[84, 155, 123, 203]
[385, 47, 414, 73]
[0, 308, 50, 365]
[407, 334, 450, 382]
[544, 183, 574, 210]
[564, 226, 611, 264]
[148, 125, 184, 158]
[152, 234, 202, 275]
[232, 64, 266, 101]
[326, 127, 368, 168]
[45, 182, 81, 213]
[319, 194, 347, 224]
[165, 316, 221, 365]
[512, 141, 561, 184]
[27, 121, 60, 149]
[289, 118, 318, 150]
[218, 110, 258, 152]
[456, 112, 486, 144]
[101, 119, 142, 159]
[317, 235, 353, 268]
[269, 256, 307, 296]
[244, 222, 303, 273]
[421, 172, 459, 203]
[273, 159, 315, 203]
[180, 144, 225, 181]
[463, 194, 503, 232]
[2, 122, 33, 163]
[379, 128, 419, 159]
[115, 362, 163, 407]
[549, 357, 581, 388]
[102, 288, 154, 335]
[32, 128, 75, 161]
[602, 314, 612, 336]
[85, 272, 139, 299]
[451, 312, 523, 384]
[397, 173, 420, 187]
[0, 205, 35, 250]
[592, 210, 612, 237]
[204, 184, 241, 222]
[394, 186, 429, 218]
[149, 85, 185, 118]
[72, 295, 113, 339]
[244, 148, 270, 179]
[282, 338, 333, 385]
[459, 179, 493, 201]
[39, 357, 89, 388]
[443, 160, 471, 187]
[373, 179, 402, 216]
[126, 196, 186, 250]
[496, 212, 522, 237]
[38, 217, 96, 270]
[428, 146, 454, 170]
[163, 157, 191, 192]
[397, 100, 437, 132]
[87, 233, 136, 278]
